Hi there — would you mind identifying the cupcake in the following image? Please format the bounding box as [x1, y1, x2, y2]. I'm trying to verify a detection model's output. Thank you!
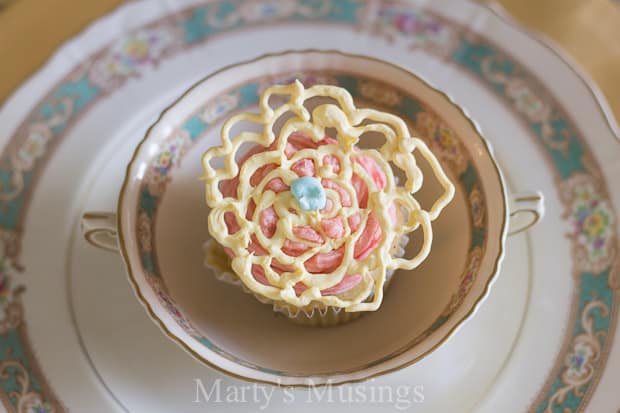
[202, 81, 454, 326]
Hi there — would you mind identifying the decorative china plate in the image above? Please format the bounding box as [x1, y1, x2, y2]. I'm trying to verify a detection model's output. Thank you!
[0, 0, 618, 412]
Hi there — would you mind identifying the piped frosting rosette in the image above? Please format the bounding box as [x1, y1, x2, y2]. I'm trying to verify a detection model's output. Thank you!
[202, 81, 454, 318]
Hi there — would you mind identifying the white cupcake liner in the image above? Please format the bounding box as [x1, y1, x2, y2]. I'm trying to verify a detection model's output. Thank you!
[203, 233, 409, 326]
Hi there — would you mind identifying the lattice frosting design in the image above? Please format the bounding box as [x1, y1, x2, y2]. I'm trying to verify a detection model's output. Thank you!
[202, 81, 454, 311]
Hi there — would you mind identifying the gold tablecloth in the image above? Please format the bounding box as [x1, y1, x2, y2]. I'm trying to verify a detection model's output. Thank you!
[1, 0, 619, 123]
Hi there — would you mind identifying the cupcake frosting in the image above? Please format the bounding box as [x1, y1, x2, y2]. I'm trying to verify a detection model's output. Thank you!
[203, 81, 454, 312]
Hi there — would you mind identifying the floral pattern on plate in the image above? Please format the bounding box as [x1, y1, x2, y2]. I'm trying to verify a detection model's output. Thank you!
[561, 172, 616, 275]
[370, 4, 459, 57]
[0, 0, 616, 411]
[89, 27, 183, 91]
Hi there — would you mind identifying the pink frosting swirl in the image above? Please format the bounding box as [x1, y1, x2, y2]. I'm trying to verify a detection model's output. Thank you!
[219, 132, 396, 297]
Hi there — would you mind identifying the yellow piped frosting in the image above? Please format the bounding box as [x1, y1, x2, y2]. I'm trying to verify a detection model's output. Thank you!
[202, 81, 454, 312]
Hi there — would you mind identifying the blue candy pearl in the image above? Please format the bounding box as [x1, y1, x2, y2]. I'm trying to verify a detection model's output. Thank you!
[291, 176, 326, 211]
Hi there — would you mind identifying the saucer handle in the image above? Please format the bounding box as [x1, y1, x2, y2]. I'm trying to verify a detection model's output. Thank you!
[508, 191, 544, 236]
[80, 195, 544, 250]
[81, 212, 118, 252]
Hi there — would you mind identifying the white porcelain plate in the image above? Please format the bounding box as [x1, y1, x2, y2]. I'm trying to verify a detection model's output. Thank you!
[0, 0, 618, 412]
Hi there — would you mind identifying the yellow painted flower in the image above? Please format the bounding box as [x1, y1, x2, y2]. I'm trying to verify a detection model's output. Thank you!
[158, 151, 172, 168]
[583, 212, 605, 238]
[124, 40, 149, 61]
[439, 128, 456, 149]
